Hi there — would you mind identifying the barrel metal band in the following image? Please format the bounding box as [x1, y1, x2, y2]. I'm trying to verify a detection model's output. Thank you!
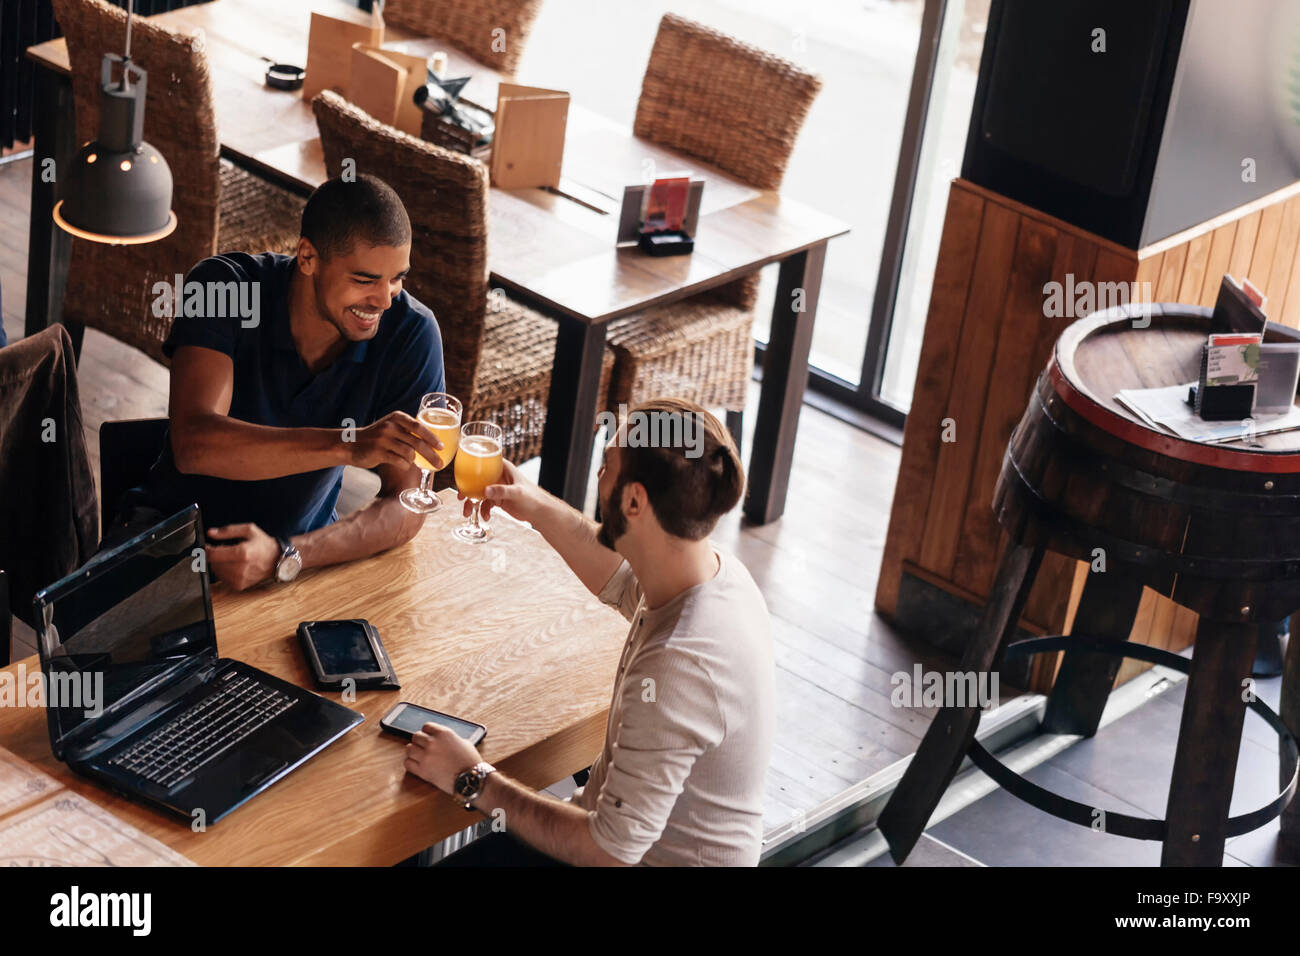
[1003, 452, 1300, 581]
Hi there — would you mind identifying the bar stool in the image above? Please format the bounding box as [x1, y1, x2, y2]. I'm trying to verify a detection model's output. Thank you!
[879, 303, 1300, 866]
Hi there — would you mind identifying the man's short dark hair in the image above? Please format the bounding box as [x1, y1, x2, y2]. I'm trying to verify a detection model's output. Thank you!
[300, 173, 411, 260]
[612, 398, 745, 540]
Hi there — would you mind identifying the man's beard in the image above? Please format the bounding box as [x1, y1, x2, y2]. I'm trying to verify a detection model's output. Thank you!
[595, 482, 628, 550]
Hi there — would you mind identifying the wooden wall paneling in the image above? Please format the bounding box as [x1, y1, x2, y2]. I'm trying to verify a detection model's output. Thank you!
[1028, 557, 1092, 687]
[1226, 210, 1262, 282]
[1169, 604, 1200, 653]
[1113, 585, 1163, 686]
[1265, 195, 1300, 311]
[875, 182, 987, 616]
[1134, 251, 1166, 312]
[1247, 202, 1285, 292]
[1278, 223, 1300, 329]
[1147, 584, 1180, 652]
[951, 217, 1061, 598]
[1153, 242, 1189, 303]
[1030, 234, 1104, 392]
[1197, 221, 1238, 306]
[1176, 231, 1213, 304]
[1111, 579, 1179, 686]
[1270, 196, 1300, 325]
[917, 200, 1022, 576]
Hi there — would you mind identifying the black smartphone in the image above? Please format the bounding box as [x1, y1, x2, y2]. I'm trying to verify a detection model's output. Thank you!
[298, 619, 399, 691]
[380, 702, 486, 745]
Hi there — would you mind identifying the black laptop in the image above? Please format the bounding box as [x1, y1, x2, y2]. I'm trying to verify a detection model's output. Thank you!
[32, 505, 363, 826]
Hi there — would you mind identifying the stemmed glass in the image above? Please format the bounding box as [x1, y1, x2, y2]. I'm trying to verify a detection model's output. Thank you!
[453, 421, 504, 542]
[399, 392, 462, 514]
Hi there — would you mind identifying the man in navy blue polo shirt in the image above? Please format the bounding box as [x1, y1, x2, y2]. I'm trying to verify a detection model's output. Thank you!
[112, 174, 446, 590]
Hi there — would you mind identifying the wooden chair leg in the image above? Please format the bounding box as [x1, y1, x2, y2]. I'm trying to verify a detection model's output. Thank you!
[1041, 570, 1147, 736]
[725, 409, 743, 456]
[0, 570, 9, 669]
[62, 319, 84, 365]
[1161, 617, 1257, 866]
[877, 541, 1044, 862]
[1279, 611, 1300, 855]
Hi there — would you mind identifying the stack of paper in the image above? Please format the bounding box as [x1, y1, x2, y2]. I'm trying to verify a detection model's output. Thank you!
[0, 744, 193, 866]
[1114, 383, 1300, 444]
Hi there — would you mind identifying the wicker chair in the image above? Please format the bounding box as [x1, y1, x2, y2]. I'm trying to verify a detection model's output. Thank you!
[604, 14, 823, 447]
[53, 0, 305, 365]
[380, 0, 543, 76]
[312, 90, 611, 466]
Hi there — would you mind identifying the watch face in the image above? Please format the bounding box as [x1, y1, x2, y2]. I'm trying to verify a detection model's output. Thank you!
[455, 769, 478, 798]
[277, 550, 302, 582]
[456, 764, 491, 800]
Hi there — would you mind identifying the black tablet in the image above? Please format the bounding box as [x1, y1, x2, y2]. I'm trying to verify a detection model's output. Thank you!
[298, 619, 399, 691]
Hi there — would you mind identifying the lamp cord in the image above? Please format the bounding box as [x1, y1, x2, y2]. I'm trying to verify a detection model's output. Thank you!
[124, 0, 133, 63]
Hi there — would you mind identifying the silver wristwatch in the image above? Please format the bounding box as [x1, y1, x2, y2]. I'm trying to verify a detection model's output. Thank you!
[274, 536, 302, 583]
[453, 761, 496, 810]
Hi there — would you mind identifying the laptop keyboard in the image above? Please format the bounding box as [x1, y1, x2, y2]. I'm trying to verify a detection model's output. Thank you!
[108, 672, 296, 789]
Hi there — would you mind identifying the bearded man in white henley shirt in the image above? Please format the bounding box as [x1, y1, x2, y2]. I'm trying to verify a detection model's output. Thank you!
[403, 398, 776, 866]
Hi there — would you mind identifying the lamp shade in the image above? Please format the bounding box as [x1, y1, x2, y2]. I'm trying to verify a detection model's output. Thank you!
[53, 54, 176, 244]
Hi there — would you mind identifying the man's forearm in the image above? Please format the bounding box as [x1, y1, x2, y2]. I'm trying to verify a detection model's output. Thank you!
[472, 772, 628, 867]
[291, 493, 421, 571]
[173, 413, 346, 480]
[523, 493, 623, 597]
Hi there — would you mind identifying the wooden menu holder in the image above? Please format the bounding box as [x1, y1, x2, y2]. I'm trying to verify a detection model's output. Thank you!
[489, 83, 569, 189]
[302, 5, 384, 103]
[348, 44, 427, 137]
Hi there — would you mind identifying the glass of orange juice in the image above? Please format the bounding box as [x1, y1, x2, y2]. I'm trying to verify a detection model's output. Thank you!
[453, 421, 504, 542]
[399, 392, 462, 514]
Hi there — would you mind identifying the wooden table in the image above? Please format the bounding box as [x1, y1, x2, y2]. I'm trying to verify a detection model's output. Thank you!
[880, 304, 1300, 867]
[0, 491, 626, 865]
[24, 0, 849, 524]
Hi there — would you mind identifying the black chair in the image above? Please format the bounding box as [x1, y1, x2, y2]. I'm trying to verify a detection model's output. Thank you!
[98, 418, 169, 535]
[1, 569, 10, 667]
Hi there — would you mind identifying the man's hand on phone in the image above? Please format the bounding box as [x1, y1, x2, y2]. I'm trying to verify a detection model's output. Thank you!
[404, 721, 481, 795]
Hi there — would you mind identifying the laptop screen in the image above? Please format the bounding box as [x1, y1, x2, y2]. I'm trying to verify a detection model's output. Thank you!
[33, 507, 216, 754]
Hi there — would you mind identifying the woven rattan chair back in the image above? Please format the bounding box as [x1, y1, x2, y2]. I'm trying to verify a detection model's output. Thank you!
[633, 13, 822, 309]
[313, 90, 489, 404]
[381, 0, 543, 76]
[53, 0, 220, 364]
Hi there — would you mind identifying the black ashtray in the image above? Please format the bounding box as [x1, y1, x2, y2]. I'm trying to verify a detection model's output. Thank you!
[265, 63, 305, 91]
[638, 230, 694, 257]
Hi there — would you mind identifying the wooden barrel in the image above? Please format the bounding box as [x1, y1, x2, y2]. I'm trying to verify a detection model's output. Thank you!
[994, 303, 1300, 624]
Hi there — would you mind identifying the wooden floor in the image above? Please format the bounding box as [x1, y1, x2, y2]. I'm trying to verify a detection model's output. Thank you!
[0, 154, 1004, 835]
